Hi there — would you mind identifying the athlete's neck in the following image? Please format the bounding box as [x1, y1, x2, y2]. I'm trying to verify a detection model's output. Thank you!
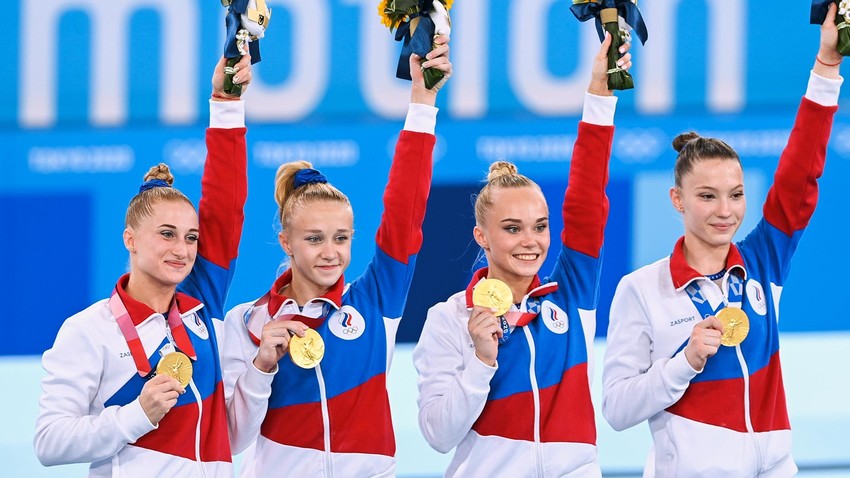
[124, 274, 176, 313]
[682, 236, 731, 276]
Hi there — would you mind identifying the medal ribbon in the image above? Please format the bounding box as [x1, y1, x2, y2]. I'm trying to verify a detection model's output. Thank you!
[244, 293, 335, 346]
[684, 273, 744, 320]
[109, 288, 198, 378]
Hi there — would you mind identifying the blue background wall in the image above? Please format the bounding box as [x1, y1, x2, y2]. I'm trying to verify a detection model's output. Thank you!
[3, 0, 850, 356]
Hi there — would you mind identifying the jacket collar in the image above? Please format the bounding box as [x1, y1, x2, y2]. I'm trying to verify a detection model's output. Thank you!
[669, 236, 747, 290]
[114, 273, 202, 326]
[266, 269, 344, 316]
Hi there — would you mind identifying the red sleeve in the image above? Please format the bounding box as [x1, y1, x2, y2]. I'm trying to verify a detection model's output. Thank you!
[763, 97, 837, 236]
[374, 130, 436, 264]
[561, 122, 614, 259]
[198, 127, 248, 269]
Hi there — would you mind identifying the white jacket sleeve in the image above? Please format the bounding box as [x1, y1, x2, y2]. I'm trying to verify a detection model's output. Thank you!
[220, 303, 276, 454]
[413, 302, 497, 453]
[601, 276, 699, 431]
[34, 318, 155, 465]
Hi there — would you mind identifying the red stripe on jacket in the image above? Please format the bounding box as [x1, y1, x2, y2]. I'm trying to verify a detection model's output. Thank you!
[132, 382, 231, 462]
[375, 130, 435, 264]
[666, 353, 789, 433]
[472, 363, 595, 444]
[260, 374, 395, 456]
[763, 98, 836, 236]
[198, 127, 248, 268]
[562, 122, 613, 259]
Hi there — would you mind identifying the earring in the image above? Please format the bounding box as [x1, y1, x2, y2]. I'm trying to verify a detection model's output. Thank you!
[130, 248, 136, 253]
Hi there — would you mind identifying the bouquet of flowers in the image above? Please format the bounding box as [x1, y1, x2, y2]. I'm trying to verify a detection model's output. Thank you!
[221, 0, 271, 96]
[811, 0, 850, 56]
[379, 0, 453, 89]
[570, 0, 648, 90]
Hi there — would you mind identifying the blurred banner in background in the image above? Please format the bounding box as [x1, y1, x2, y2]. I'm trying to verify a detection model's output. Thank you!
[3, 1, 849, 355]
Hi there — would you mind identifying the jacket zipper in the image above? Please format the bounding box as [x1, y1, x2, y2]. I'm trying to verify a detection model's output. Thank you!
[189, 379, 208, 478]
[316, 364, 334, 478]
[524, 327, 544, 478]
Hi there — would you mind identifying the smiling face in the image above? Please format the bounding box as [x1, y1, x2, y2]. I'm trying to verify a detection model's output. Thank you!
[124, 199, 199, 290]
[474, 186, 550, 290]
[671, 157, 746, 251]
[279, 200, 354, 301]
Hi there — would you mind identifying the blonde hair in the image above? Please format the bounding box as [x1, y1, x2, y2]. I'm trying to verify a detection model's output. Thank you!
[125, 163, 193, 229]
[274, 161, 350, 231]
[473, 161, 543, 225]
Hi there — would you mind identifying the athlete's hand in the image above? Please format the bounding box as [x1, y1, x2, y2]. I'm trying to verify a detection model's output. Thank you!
[212, 54, 252, 99]
[683, 317, 724, 371]
[468, 306, 502, 367]
[253, 320, 309, 373]
[139, 374, 183, 425]
[588, 32, 633, 96]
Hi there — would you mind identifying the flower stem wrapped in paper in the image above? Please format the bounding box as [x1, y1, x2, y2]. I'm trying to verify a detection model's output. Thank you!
[570, 0, 647, 90]
[379, 0, 453, 89]
[221, 0, 271, 96]
[812, 0, 850, 55]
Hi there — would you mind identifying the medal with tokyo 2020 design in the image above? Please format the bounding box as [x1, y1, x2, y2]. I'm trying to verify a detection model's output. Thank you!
[289, 329, 325, 369]
[716, 307, 750, 347]
[156, 352, 193, 388]
[472, 279, 513, 317]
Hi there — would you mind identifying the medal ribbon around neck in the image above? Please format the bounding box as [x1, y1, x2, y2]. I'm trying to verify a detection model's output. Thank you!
[683, 273, 751, 347]
[109, 289, 198, 378]
[683, 273, 744, 319]
[244, 292, 335, 346]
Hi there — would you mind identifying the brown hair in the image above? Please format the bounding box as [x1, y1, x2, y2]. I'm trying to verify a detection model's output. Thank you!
[672, 132, 741, 187]
[274, 161, 350, 231]
[125, 163, 193, 228]
[474, 161, 543, 225]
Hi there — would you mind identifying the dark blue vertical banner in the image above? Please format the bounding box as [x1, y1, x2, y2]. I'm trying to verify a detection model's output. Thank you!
[597, 177, 631, 338]
[399, 184, 481, 343]
[0, 194, 92, 355]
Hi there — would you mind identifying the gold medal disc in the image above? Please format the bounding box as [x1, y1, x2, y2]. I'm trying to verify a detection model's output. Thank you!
[156, 351, 193, 388]
[289, 328, 325, 369]
[472, 278, 513, 317]
[716, 307, 750, 347]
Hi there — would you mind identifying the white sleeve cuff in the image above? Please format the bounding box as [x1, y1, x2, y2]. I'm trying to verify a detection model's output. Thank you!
[116, 399, 158, 441]
[582, 92, 618, 126]
[463, 354, 498, 391]
[403, 103, 439, 135]
[209, 100, 246, 128]
[806, 70, 843, 107]
[668, 350, 701, 383]
[243, 360, 276, 395]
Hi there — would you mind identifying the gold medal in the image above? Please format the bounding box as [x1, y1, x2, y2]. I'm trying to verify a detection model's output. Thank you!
[716, 307, 750, 347]
[472, 278, 513, 317]
[289, 328, 325, 369]
[156, 351, 193, 388]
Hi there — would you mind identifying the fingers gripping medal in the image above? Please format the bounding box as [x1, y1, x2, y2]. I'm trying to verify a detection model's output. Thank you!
[221, 0, 271, 96]
[716, 307, 750, 347]
[156, 352, 193, 388]
[289, 329, 326, 369]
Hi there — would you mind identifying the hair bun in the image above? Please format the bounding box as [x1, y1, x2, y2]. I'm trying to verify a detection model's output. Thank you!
[487, 161, 518, 182]
[143, 163, 174, 186]
[672, 132, 701, 153]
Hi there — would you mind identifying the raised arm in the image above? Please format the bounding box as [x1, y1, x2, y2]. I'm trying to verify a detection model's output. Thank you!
[742, 6, 842, 279]
[357, 37, 452, 319]
[179, 55, 251, 313]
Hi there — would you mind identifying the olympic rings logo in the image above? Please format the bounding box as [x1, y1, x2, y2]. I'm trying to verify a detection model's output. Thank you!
[550, 320, 566, 329]
[342, 326, 359, 335]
